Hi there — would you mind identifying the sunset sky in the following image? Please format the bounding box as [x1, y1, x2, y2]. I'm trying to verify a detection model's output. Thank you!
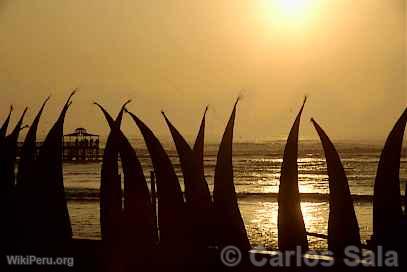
[0, 0, 405, 143]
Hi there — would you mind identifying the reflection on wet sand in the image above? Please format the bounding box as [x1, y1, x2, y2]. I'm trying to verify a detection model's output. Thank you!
[68, 199, 374, 251]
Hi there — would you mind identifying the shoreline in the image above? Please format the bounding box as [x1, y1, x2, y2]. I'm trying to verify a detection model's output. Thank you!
[64, 190, 407, 203]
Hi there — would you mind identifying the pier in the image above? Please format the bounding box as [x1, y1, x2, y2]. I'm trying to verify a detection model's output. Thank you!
[17, 127, 101, 162]
[63, 128, 100, 161]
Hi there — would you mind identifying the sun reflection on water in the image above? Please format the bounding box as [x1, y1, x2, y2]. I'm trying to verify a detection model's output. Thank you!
[239, 200, 374, 250]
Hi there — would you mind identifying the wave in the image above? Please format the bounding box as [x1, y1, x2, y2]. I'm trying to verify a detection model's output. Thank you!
[63, 188, 403, 203]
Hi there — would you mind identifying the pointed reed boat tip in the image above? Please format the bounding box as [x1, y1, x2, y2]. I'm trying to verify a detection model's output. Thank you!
[238, 89, 246, 100]
[18, 108, 28, 123]
[93, 101, 102, 107]
[9, 107, 29, 136]
[1, 105, 14, 137]
[302, 96, 307, 106]
[233, 97, 240, 109]
[40, 96, 51, 109]
[296, 97, 307, 116]
[68, 89, 77, 100]
[119, 100, 132, 116]
[93, 102, 105, 112]
[44, 95, 51, 103]
[204, 105, 209, 114]
[61, 91, 76, 113]
[36, 98, 49, 114]
[161, 111, 169, 120]
[94, 102, 120, 129]
[94, 103, 111, 119]
[122, 99, 132, 108]
[95, 103, 115, 126]
[64, 89, 76, 106]
[161, 112, 174, 128]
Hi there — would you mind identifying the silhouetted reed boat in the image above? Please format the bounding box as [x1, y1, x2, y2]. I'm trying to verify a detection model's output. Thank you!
[0, 92, 76, 264]
[372, 108, 407, 249]
[97, 102, 126, 272]
[193, 106, 208, 177]
[213, 99, 251, 252]
[16, 97, 49, 188]
[1, 108, 27, 193]
[162, 111, 213, 250]
[278, 97, 309, 251]
[0, 107, 26, 250]
[14, 97, 49, 248]
[126, 109, 190, 264]
[31, 92, 75, 246]
[311, 118, 361, 255]
[1, 93, 406, 271]
[96, 102, 155, 271]
[0, 105, 13, 140]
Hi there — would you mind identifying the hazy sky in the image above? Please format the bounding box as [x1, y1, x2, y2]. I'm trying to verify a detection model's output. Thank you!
[0, 0, 405, 143]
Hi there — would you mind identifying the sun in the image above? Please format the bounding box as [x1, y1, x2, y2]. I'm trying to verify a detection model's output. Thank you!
[260, 0, 318, 29]
[277, 0, 311, 18]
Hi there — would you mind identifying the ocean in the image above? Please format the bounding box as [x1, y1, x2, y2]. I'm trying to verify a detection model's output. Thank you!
[63, 140, 407, 250]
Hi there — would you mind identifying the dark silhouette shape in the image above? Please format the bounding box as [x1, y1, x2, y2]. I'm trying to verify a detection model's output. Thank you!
[0, 107, 27, 190]
[213, 99, 251, 251]
[162, 111, 213, 249]
[126, 109, 189, 263]
[95, 102, 155, 268]
[278, 97, 309, 251]
[0, 105, 13, 139]
[405, 183, 407, 217]
[373, 107, 407, 248]
[14, 98, 49, 248]
[0, 107, 26, 250]
[311, 118, 361, 255]
[31, 91, 75, 245]
[97, 103, 127, 272]
[193, 106, 208, 178]
[17, 97, 50, 187]
[99, 106, 125, 242]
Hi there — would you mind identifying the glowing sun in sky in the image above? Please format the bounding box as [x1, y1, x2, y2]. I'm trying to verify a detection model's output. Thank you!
[276, 0, 312, 18]
[262, 0, 319, 29]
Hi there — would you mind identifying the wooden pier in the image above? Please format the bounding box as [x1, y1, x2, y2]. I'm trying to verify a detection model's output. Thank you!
[17, 128, 101, 162]
[63, 128, 100, 161]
